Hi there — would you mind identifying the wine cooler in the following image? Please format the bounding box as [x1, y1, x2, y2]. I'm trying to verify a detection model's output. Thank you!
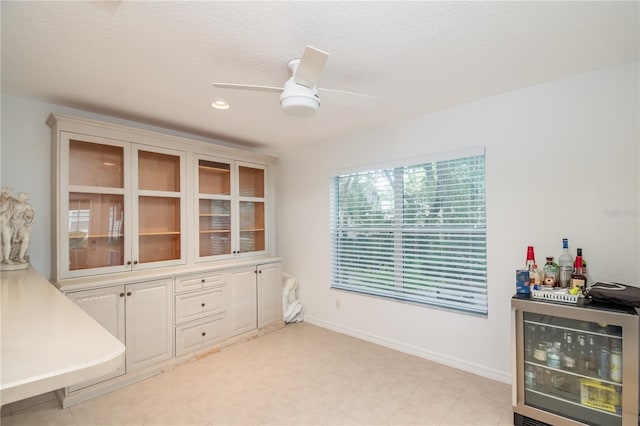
[512, 294, 639, 426]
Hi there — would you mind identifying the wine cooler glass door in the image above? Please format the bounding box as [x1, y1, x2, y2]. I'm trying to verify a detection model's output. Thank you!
[523, 312, 623, 426]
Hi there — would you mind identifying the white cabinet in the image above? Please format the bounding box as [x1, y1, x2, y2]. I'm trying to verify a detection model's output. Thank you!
[257, 262, 283, 328]
[124, 279, 174, 371]
[175, 287, 226, 324]
[66, 286, 126, 391]
[228, 262, 282, 337]
[174, 271, 228, 357]
[49, 113, 281, 407]
[195, 155, 268, 262]
[228, 266, 258, 337]
[51, 126, 187, 280]
[49, 113, 276, 282]
[66, 278, 173, 390]
[175, 315, 226, 356]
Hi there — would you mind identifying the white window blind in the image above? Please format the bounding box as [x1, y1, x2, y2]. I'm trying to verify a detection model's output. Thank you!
[330, 149, 487, 315]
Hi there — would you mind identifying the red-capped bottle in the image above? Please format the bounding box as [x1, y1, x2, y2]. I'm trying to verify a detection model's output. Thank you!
[526, 246, 541, 286]
[570, 248, 587, 291]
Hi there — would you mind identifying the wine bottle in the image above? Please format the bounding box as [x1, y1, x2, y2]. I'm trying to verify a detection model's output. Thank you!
[570, 248, 587, 291]
[558, 238, 572, 288]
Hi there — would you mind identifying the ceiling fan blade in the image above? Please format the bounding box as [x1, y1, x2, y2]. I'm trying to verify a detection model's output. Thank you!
[294, 46, 329, 88]
[318, 87, 377, 107]
[212, 83, 282, 93]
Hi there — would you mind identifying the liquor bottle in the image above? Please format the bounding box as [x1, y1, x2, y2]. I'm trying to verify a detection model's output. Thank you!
[576, 334, 588, 374]
[610, 339, 622, 383]
[525, 325, 535, 361]
[562, 331, 576, 371]
[547, 341, 561, 368]
[526, 246, 541, 287]
[587, 335, 599, 375]
[571, 248, 588, 291]
[543, 257, 559, 287]
[558, 238, 572, 288]
[599, 345, 610, 381]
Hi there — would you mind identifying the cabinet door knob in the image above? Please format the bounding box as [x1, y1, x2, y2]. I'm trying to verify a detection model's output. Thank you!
[119, 292, 125, 297]
[126, 261, 132, 265]
[126, 291, 132, 296]
[201, 279, 205, 283]
[202, 332, 206, 337]
[201, 302, 206, 307]
[133, 260, 138, 265]
[259, 270, 262, 274]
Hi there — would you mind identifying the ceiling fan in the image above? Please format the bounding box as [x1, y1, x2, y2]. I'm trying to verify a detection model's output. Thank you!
[212, 46, 374, 117]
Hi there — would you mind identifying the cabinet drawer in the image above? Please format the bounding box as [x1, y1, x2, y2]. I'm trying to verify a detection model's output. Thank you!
[175, 315, 226, 357]
[175, 272, 225, 293]
[175, 287, 226, 325]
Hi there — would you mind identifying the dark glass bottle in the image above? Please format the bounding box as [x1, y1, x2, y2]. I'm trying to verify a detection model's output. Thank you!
[562, 332, 576, 371]
[571, 248, 587, 291]
[576, 334, 588, 374]
[525, 325, 535, 361]
[588, 335, 600, 375]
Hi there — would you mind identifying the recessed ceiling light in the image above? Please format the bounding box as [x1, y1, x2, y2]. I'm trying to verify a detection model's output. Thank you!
[211, 100, 230, 110]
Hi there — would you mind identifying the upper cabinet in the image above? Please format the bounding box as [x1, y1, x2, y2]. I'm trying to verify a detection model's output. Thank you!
[59, 132, 186, 278]
[237, 163, 266, 255]
[195, 155, 267, 261]
[48, 114, 277, 282]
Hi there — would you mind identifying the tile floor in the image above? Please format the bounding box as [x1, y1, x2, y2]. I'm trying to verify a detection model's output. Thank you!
[1, 322, 513, 425]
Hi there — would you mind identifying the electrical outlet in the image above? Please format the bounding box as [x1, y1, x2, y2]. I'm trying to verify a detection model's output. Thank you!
[335, 298, 341, 309]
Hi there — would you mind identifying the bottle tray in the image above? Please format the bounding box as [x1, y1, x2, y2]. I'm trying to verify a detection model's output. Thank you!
[531, 289, 578, 304]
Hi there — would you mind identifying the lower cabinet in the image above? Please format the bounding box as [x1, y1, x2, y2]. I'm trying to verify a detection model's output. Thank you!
[175, 315, 226, 356]
[124, 279, 174, 371]
[174, 270, 228, 357]
[66, 286, 126, 391]
[60, 260, 282, 407]
[66, 278, 173, 391]
[257, 262, 283, 328]
[228, 266, 258, 337]
[228, 262, 283, 337]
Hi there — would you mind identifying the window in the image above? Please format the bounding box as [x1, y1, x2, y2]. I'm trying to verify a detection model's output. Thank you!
[330, 148, 487, 315]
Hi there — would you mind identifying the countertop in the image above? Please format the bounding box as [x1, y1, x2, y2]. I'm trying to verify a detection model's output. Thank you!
[1, 267, 125, 406]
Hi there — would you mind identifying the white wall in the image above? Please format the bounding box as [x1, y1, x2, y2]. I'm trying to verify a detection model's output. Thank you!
[276, 61, 640, 383]
[0, 95, 252, 278]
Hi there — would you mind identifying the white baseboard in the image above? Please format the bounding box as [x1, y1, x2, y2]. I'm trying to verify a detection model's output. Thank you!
[304, 315, 511, 385]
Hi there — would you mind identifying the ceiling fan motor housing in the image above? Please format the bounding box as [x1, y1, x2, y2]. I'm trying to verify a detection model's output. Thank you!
[280, 77, 320, 116]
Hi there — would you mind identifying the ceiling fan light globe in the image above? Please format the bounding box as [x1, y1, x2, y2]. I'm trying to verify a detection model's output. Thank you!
[280, 95, 319, 116]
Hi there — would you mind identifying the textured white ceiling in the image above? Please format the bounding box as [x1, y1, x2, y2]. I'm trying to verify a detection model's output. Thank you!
[1, 1, 638, 153]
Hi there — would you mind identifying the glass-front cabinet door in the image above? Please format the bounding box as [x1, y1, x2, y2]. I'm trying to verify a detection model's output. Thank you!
[133, 146, 186, 268]
[60, 133, 186, 278]
[195, 156, 267, 261]
[524, 312, 623, 425]
[62, 134, 131, 277]
[513, 297, 639, 426]
[237, 163, 266, 256]
[196, 158, 233, 259]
